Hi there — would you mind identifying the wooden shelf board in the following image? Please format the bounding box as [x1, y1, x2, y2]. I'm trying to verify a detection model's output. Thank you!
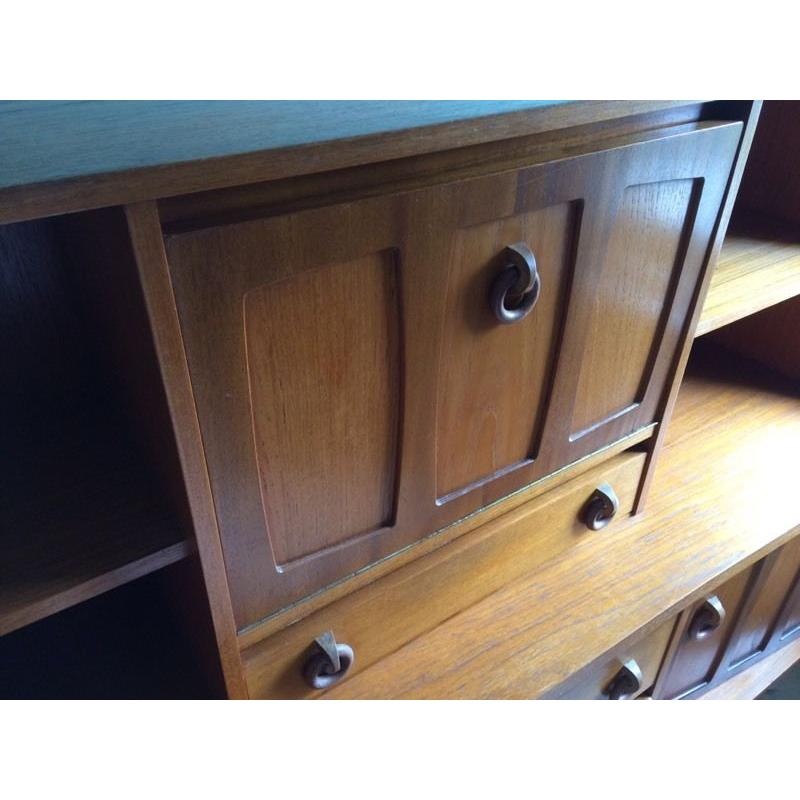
[697, 211, 800, 336]
[327, 342, 800, 698]
[0, 408, 191, 637]
[699, 636, 800, 700]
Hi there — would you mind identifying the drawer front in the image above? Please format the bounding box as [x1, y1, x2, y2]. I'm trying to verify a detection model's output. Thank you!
[163, 122, 740, 626]
[654, 568, 753, 699]
[242, 450, 646, 698]
[550, 617, 677, 700]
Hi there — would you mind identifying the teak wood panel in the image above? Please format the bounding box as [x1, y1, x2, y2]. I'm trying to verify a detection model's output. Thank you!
[725, 535, 800, 669]
[654, 568, 753, 699]
[242, 451, 646, 698]
[161, 122, 741, 628]
[435, 203, 577, 499]
[569, 179, 697, 437]
[243, 251, 400, 566]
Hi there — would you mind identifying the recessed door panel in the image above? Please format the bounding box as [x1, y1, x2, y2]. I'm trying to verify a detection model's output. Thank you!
[570, 179, 697, 438]
[243, 250, 400, 566]
[436, 203, 578, 501]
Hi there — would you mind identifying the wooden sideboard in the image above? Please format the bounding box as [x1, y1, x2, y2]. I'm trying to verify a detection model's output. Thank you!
[2, 100, 798, 699]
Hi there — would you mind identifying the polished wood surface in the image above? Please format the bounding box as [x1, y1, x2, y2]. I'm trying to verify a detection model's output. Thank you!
[570, 179, 696, 436]
[242, 451, 646, 698]
[653, 569, 753, 699]
[697, 212, 800, 336]
[725, 536, 800, 670]
[156, 121, 740, 630]
[550, 616, 676, 699]
[127, 202, 248, 699]
[0, 101, 697, 225]
[244, 250, 400, 565]
[238, 425, 655, 649]
[322, 343, 800, 698]
[435, 204, 575, 499]
[631, 101, 762, 514]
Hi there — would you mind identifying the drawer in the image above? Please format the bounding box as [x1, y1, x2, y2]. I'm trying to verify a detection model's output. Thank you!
[549, 616, 677, 700]
[161, 122, 740, 626]
[242, 450, 647, 698]
[653, 567, 754, 699]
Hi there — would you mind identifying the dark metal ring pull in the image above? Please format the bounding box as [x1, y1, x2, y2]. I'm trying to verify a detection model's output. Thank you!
[605, 658, 643, 700]
[583, 482, 620, 531]
[302, 630, 355, 690]
[688, 595, 726, 641]
[489, 242, 541, 324]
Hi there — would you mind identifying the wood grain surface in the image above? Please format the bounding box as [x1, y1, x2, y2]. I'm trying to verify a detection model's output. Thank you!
[697, 211, 800, 336]
[321, 343, 800, 698]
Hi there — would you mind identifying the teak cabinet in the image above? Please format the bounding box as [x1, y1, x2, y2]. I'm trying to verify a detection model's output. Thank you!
[154, 122, 740, 628]
[4, 100, 800, 700]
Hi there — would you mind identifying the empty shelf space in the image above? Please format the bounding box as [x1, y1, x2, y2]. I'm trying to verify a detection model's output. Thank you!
[0, 407, 191, 637]
[697, 211, 800, 336]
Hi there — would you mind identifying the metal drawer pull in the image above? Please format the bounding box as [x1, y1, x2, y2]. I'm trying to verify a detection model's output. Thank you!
[583, 482, 620, 531]
[302, 630, 355, 690]
[489, 242, 541, 324]
[605, 658, 643, 700]
[688, 595, 726, 641]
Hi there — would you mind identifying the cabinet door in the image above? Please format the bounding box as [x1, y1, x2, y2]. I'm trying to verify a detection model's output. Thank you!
[723, 535, 800, 672]
[163, 122, 741, 628]
[654, 568, 753, 699]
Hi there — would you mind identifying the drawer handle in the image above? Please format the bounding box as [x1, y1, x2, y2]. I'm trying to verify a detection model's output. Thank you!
[688, 595, 726, 641]
[583, 482, 620, 531]
[489, 242, 541, 324]
[302, 630, 355, 690]
[605, 658, 643, 700]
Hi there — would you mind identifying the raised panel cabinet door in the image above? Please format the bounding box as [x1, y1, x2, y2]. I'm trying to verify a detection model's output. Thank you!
[535, 122, 742, 472]
[724, 535, 800, 671]
[161, 121, 742, 629]
[654, 567, 753, 699]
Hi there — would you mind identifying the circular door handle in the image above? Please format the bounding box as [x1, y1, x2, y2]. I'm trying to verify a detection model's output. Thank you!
[302, 630, 355, 690]
[583, 483, 620, 531]
[688, 595, 726, 641]
[489, 242, 541, 324]
[605, 658, 643, 700]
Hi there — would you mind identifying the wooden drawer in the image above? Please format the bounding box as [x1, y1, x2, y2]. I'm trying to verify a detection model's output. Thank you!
[548, 616, 677, 699]
[159, 122, 740, 627]
[242, 449, 647, 698]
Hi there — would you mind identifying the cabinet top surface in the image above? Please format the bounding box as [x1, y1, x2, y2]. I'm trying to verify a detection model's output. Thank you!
[0, 100, 569, 190]
[0, 100, 694, 224]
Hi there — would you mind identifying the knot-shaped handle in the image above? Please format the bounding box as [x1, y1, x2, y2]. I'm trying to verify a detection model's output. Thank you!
[688, 595, 726, 641]
[583, 483, 620, 531]
[489, 242, 541, 324]
[302, 630, 355, 690]
[605, 659, 643, 699]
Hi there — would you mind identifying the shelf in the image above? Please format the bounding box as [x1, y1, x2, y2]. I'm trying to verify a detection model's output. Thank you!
[0, 406, 191, 637]
[327, 342, 800, 698]
[697, 211, 800, 336]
